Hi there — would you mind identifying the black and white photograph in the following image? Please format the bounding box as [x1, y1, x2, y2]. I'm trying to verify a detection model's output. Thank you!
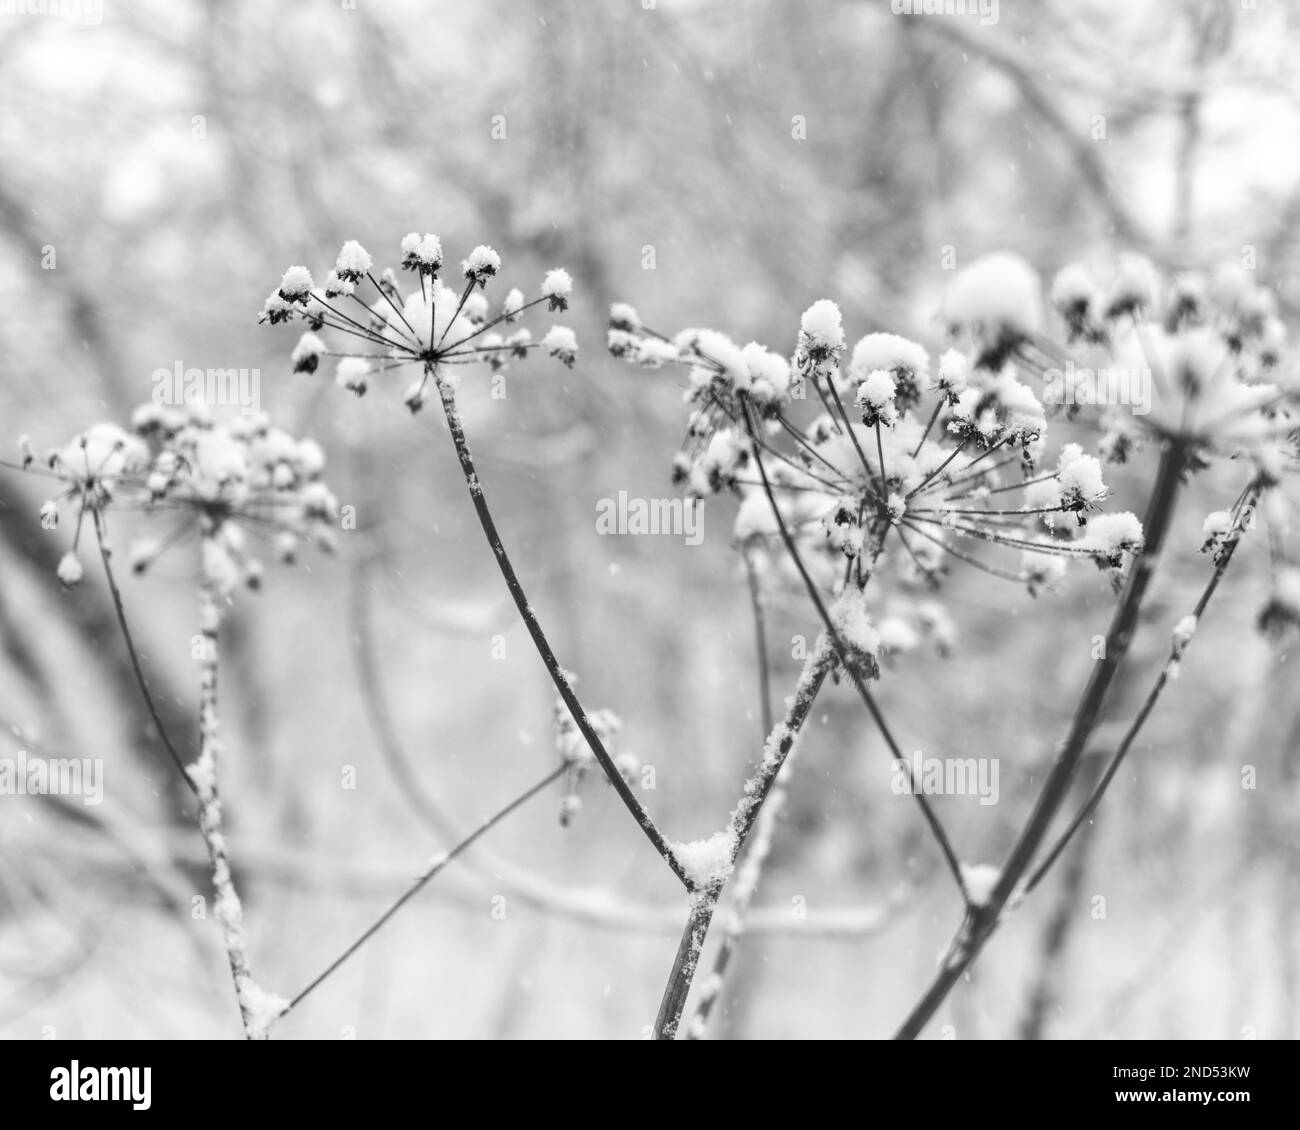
[0, 0, 1295, 1084]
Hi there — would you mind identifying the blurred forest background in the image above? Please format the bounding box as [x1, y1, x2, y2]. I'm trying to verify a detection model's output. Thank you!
[1, 0, 1297, 1039]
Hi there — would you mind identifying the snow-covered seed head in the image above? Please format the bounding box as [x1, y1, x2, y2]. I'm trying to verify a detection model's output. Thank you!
[1057, 452, 1107, 513]
[399, 232, 443, 276]
[56, 551, 83, 588]
[276, 266, 315, 304]
[323, 271, 355, 299]
[502, 287, 525, 323]
[291, 332, 326, 375]
[1049, 262, 1100, 342]
[461, 245, 501, 287]
[334, 240, 373, 284]
[258, 291, 295, 325]
[404, 379, 427, 414]
[130, 537, 162, 575]
[797, 299, 845, 363]
[335, 357, 370, 397]
[541, 325, 578, 368]
[856, 369, 900, 428]
[1257, 567, 1300, 639]
[934, 348, 969, 404]
[1079, 511, 1144, 569]
[609, 302, 641, 333]
[1102, 253, 1161, 321]
[942, 252, 1043, 368]
[541, 268, 573, 312]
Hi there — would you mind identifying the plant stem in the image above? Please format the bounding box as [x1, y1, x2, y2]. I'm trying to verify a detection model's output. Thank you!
[286, 763, 565, 1015]
[191, 568, 278, 1040]
[742, 547, 774, 741]
[433, 372, 689, 888]
[1024, 484, 1256, 895]
[653, 897, 718, 1040]
[740, 409, 968, 898]
[92, 513, 196, 794]
[653, 641, 833, 1039]
[893, 439, 1187, 1040]
[349, 558, 462, 843]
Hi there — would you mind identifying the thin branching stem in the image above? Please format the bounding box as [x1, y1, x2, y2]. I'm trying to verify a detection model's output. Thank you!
[740, 408, 969, 900]
[893, 439, 1187, 1040]
[285, 764, 565, 1015]
[1024, 485, 1258, 896]
[432, 370, 690, 888]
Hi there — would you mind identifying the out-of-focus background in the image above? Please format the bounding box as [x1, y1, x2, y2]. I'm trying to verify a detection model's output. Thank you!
[0, 0, 1296, 1040]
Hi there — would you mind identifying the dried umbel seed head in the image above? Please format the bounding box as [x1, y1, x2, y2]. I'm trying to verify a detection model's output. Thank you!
[23, 408, 339, 595]
[260, 234, 577, 411]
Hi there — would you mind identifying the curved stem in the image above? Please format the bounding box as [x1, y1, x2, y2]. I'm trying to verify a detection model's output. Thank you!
[893, 439, 1186, 1040]
[349, 558, 461, 843]
[433, 371, 689, 888]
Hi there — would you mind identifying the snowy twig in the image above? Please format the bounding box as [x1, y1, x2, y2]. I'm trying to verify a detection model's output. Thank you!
[893, 439, 1188, 1040]
[653, 639, 834, 1039]
[681, 548, 780, 1035]
[189, 556, 287, 1040]
[432, 369, 691, 888]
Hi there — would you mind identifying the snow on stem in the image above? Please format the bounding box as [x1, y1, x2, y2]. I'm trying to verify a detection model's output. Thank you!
[686, 651, 822, 1038]
[652, 640, 835, 1040]
[432, 368, 691, 889]
[190, 561, 287, 1040]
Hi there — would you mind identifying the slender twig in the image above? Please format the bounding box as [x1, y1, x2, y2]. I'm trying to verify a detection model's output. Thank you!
[742, 548, 774, 741]
[741, 409, 968, 899]
[92, 513, 196, 794]
[1024, 486, 1257, 895]
[285, 764, 565, 1015]
[893, 439, 1187, 1040]
[432, 369, 690, 888]
[349, 558, 461, 842]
